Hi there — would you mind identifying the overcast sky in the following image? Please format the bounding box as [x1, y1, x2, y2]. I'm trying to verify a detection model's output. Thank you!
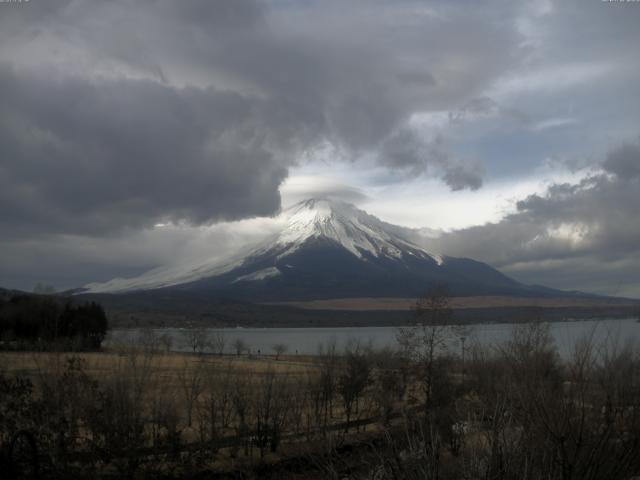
[1, 0, 639, 297]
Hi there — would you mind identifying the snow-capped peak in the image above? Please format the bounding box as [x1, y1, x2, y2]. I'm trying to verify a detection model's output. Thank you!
[273, 197, 442, 262]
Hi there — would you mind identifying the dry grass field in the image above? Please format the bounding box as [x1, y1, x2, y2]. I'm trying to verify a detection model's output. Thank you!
[4, 321, 640, 479]
[0, 350, 316, 380]
[0, 345, 404, 478]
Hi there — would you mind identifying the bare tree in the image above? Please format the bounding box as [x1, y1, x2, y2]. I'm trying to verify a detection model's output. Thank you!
[252, 368, 291, 456]
[137, 328, 161, 353]
[287, 375, 309, 436]
[84, 349, 157, 477]
[398, 284, 453, 413]
[149, 389, 181, 451]
[177, 357, 206, 428]
[210, 331, 226, 355]
[158, 332, 173, 353]
[232, 338, 248, 356]
[231, 374, 253, 457]
[451, 324, 473, 384]
[272, 343, 288, 360]
[182, 327, 210, 354]
[373, 349, 407, 425]
[198, 361, 234, 451]
[316, 339, 339, 431]
[338, 341, 372, 432]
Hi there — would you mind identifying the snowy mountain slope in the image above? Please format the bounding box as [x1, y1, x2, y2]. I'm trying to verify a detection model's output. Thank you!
[83, 198, 439, 293]
[82, 247, 246, 293]
[269, 198, 444, 263]
[82, 198, 549, 300]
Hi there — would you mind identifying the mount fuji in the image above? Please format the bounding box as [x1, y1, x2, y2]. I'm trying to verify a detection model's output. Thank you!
[81, 198, 565, 301]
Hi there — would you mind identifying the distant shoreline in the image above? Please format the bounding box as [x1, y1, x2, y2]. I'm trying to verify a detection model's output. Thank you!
[265, 295, 640, 311]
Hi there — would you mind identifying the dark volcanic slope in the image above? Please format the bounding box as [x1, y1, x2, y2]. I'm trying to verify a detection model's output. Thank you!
[173, 238, 553, 301]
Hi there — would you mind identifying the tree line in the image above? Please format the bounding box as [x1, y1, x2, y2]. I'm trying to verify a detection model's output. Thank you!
[0, 293, 108, 350]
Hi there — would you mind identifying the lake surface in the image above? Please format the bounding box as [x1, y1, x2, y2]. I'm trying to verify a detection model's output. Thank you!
[107, 317, 640, 357]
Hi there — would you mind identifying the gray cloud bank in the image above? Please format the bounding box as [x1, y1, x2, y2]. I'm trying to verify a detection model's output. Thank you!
[422, 141, 640, 297]
[380, 129, 484, 191]
[0, 64, 288, 235]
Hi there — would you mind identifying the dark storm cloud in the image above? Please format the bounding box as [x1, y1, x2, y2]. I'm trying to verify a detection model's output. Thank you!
[0, 64, 290, 235]
[380, 129, 483, 190]
[421, 140, 640, 296]
[442, 164, 484, 192]
[380, 129, 445, 174]
[603, 141, 640, 180]
[0, 0, 523, 240]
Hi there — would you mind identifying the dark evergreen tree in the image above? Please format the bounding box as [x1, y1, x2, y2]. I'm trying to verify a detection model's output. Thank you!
[0, 294, 108, 350]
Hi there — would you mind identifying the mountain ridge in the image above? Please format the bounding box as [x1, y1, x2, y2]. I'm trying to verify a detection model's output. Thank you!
[81, 198, 589, 301]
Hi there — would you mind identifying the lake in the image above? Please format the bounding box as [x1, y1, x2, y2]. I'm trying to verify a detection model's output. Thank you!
[107, 317, 640, 357]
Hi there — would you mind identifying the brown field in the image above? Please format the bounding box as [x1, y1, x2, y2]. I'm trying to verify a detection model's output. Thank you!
[4, 323, 640, 479]
[0, 347, 406, 478]
[266, 295, 638, 311]
[0, 350, 316, 385]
